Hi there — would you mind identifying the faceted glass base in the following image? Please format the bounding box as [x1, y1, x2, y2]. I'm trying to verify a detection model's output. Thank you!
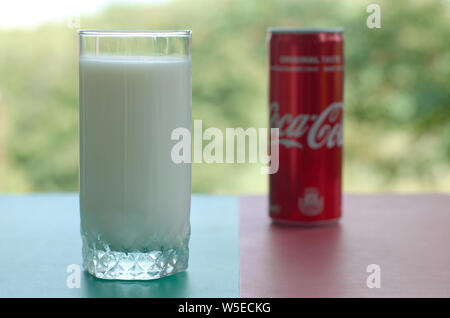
[82, 244, 189, 280]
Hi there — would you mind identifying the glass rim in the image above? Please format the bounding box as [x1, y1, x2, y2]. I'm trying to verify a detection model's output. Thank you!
[78, 30, 192, 37]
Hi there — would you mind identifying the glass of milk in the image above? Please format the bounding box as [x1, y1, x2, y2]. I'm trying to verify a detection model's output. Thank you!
[78, 30, 191, 280]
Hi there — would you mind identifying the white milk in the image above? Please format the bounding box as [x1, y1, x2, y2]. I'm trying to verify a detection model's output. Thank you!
[79, 56, 191, 251]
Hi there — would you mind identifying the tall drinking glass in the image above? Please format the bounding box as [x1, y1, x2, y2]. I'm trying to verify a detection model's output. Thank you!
[78, 30, 192, 280]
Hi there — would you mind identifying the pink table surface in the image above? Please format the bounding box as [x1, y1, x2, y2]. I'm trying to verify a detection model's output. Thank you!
[239, 194, 450, 297]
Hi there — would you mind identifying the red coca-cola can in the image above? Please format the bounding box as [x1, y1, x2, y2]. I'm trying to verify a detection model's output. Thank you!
[268, 27, 344, 225]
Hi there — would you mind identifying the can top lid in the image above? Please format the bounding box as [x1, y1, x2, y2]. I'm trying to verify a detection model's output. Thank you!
[268, 27, 343, 34]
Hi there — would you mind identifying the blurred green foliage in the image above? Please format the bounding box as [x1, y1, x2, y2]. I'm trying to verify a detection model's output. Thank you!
[0, 0, 449, 193]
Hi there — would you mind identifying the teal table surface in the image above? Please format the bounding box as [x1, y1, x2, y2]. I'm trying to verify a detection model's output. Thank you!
[0, 194, 239, 298]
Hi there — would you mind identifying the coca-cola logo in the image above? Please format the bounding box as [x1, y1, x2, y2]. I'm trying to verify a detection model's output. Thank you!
[270, 101, 343, 149]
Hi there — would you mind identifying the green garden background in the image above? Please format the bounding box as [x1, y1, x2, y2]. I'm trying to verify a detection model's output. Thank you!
[0, 0, 449, 193]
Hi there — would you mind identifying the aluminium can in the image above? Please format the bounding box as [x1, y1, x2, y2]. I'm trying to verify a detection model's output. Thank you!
[268, 27, 344, 225]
